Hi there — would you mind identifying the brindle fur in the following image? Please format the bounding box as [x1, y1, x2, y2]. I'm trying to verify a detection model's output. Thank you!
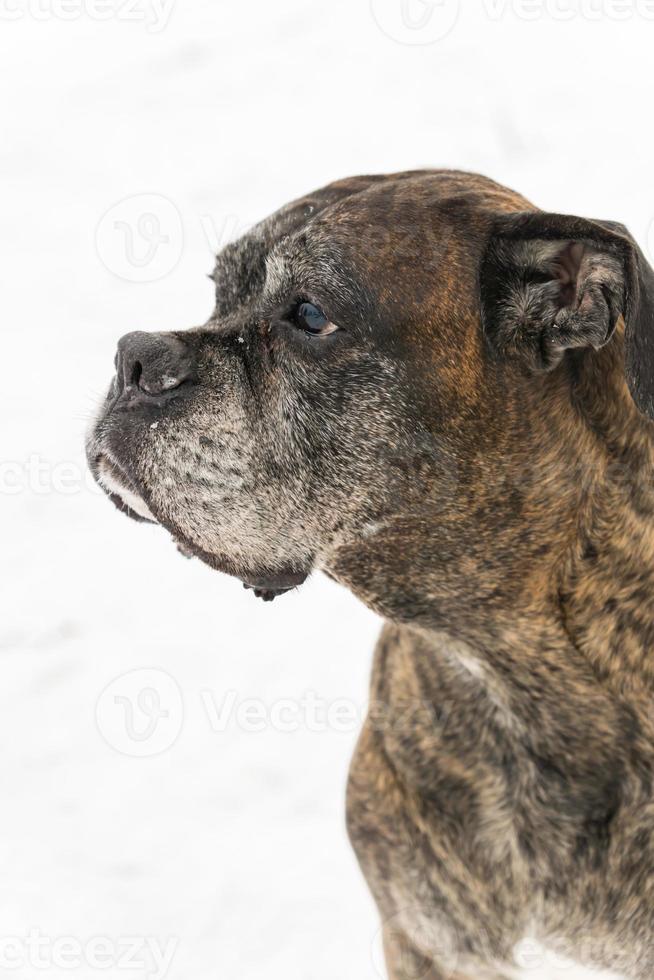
[87, 171, 654, 978]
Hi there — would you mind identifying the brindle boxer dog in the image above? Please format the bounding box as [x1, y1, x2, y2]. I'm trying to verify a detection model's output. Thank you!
[87, 171, 654, 979]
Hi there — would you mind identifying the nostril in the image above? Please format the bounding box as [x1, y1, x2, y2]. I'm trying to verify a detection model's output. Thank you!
[130, 360, 143, 389]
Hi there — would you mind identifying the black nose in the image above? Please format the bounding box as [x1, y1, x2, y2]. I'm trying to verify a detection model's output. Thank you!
[115, 331, 194, 404]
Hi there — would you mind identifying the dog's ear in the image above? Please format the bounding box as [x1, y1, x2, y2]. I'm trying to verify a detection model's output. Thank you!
[480, 211, 654, 418]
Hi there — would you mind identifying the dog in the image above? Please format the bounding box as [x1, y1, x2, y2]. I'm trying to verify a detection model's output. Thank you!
[87, 170, 654, 979]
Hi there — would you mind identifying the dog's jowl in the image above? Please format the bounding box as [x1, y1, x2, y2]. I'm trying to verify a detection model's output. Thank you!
[87, 171, 654, 979]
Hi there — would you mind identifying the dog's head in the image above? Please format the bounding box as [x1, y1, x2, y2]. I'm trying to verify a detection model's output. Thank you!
[87, 171, 654, 612]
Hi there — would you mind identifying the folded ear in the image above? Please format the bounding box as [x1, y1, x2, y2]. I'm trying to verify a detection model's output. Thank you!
[480, 211, 654, 419]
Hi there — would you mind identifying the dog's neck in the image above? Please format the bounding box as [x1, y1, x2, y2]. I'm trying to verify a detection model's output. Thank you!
[554, 337, 654, 694]
[330, 331, 654, 698]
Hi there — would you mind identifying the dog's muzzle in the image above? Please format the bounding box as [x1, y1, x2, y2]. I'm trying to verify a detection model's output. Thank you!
[88, 330, 197, 522]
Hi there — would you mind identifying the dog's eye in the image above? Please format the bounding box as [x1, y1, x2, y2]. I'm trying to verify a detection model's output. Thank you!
[292, 302, 339, 337]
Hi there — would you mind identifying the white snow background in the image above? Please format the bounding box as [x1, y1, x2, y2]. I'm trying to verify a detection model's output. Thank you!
[2, 1, 653, 977]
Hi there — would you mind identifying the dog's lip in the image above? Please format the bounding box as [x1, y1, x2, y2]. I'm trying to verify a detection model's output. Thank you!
[91, 453, 157, 524]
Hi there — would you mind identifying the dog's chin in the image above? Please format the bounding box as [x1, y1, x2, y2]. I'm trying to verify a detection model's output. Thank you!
[93, 456, 311, 601]
[186, 537, 312, 601]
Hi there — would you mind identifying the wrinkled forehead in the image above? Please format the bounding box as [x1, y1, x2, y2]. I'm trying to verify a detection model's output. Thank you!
[211, 174, 392, 315]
